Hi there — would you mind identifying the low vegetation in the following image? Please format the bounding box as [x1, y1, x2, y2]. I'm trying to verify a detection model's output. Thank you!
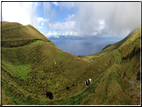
[1, 21, 141, 105]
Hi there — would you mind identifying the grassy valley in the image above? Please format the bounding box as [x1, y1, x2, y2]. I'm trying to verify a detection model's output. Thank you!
[1, 21, 141, 105]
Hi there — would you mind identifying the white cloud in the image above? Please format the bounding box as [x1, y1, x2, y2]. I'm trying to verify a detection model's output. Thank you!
[43, 2, 57, 24]
[99, 20, 104, 25]
[41, 23, 44, 26]
[45, 31, 59, 38]
[34, 2, 41, 10]
[37, 17, 49, 25]
[48, 21, 76, 31]
[65, 14, 75, 21]
[2, 2, 50, 32]
[46, 31, 52, 36]
[49, 2, 140, 37]
[43, 2, 51, 18]
[74, 2, 141, 36]
[51, 2, 59, 6]
[2, 2, 39, 28]
[2, 2, 140, 38]
[45, 30, 78, 38]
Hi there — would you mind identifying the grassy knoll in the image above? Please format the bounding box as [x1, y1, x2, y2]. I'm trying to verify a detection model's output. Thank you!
[1, 21, 141, 105]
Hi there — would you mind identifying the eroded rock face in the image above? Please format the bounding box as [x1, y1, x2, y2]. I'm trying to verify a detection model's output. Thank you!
[128, 79, 140, 104]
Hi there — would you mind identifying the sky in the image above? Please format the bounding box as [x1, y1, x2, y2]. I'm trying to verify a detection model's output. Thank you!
[1, 1, 141, 39]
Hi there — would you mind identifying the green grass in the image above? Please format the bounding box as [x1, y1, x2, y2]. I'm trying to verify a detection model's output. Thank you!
[114, 50, 122, 64]
[92, 64, 133, 105]
[54, 75, 103, 105]
[1, 21, 141, 105]
[2, 79, 41, 105]
[14, 64, 31, 80]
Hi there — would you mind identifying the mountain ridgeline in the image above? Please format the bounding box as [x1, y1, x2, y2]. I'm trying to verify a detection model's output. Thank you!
[1, 21, 141, 105]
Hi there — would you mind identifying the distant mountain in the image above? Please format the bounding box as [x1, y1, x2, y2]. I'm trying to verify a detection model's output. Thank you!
[48, 35, 86, 40]
[48, 34, 123, 41]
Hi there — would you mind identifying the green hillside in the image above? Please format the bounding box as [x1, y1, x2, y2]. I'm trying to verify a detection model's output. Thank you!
[1, 21, 141, 105]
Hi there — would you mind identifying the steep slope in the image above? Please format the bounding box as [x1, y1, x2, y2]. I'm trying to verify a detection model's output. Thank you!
[80, 26, 141, 105]
[1, 21, 93, 105]
[1, 21, 141, 105]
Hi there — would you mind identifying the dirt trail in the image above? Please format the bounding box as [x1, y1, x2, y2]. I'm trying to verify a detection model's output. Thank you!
[1, 39, 45, 48]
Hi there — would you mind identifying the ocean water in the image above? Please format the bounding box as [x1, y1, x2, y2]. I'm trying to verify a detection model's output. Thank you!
[49, 36, 123, 56]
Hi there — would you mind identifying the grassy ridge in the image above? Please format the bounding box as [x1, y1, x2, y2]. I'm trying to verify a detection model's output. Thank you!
[1, 21, 141, 105]
[2, 21, 49, 41]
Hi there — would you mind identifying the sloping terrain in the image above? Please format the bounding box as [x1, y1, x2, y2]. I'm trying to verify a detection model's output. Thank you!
[1, 21, 141, 105]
